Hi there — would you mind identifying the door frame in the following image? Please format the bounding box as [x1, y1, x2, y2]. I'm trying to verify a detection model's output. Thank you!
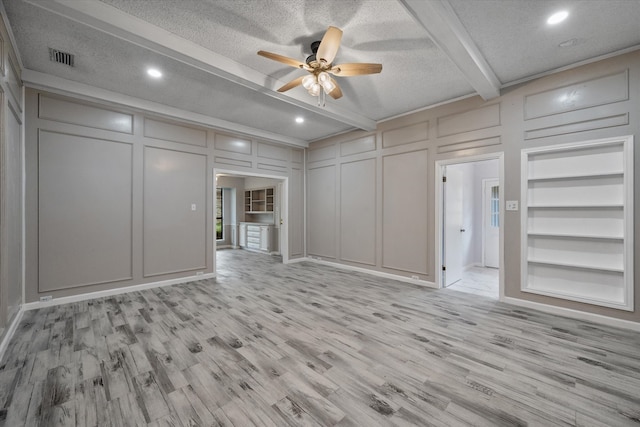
[435, 152, 505, 300]
[213, 168, 289, 266]
[482, 178, 500, 268]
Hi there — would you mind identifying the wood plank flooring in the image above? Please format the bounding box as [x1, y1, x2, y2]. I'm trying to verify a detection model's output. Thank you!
[1, 249, 639, 426]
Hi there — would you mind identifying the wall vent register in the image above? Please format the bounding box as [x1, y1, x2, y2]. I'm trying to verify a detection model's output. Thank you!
[521, 136, 633, 311]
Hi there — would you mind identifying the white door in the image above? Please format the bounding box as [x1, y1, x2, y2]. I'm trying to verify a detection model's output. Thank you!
[483, 179, 500, 268]
[444, 167, 464, 287]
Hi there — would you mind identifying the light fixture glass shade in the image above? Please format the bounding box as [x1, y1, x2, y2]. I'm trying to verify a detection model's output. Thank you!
[317, 72, 330, 84]
[308, 83, 321, 96]
[321, 79, 335, 93]
[302, 74, 315, 90]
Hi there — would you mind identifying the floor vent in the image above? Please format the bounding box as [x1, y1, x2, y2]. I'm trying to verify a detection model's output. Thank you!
[48, 48, 74, 67]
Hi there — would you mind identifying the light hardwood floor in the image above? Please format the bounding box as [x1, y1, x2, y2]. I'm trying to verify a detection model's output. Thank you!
[1, 249, 639, 426]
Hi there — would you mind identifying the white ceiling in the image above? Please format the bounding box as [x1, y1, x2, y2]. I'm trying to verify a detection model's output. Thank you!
[4, 0, 640, 146]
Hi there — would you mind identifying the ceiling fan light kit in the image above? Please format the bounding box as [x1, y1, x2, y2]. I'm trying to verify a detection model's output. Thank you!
[258, 26, 382, 107]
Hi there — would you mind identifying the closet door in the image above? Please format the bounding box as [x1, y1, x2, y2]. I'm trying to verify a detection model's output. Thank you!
[521, 136, 633, 310]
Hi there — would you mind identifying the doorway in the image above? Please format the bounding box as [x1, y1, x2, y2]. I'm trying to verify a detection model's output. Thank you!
[436, 154, 503, 299]
[214, 169, 288, 273]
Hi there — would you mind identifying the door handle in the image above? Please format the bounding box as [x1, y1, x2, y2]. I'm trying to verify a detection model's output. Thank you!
[460, 229, 466, 232]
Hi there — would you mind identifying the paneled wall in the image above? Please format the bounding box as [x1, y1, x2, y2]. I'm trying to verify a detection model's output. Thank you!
[0, 16, 23, 337]
[307, 51, 640, 323]
[24, 89, 304, 303]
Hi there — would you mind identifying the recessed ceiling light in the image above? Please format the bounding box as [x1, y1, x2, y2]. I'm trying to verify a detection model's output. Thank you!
[547, 10, 568, 25]
[295, 117, 304, 124]
[147, 68, 162, 78]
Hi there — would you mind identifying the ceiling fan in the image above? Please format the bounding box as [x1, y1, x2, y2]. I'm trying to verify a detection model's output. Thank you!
[258, 26, 382, 105]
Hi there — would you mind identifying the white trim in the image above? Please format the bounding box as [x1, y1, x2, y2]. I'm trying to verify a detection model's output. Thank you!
[21, 69, 308, 148]
[481, 178, 499, 268]
[0, 307, 24, 360]
[301, 257, 437, 289]
[503, 297, 640, 332]
[23, 272, 216, 311]
[435, 153, 504, 301]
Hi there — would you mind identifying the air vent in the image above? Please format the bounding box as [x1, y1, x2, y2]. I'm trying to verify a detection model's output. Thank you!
[48, 48, 74, 67]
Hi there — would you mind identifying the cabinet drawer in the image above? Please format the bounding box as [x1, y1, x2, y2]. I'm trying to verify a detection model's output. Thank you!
[247, 225, 261, 232]
[247, 230, 260, 238]
[247, 236, 260, 244]
[247, 242, 260, 249]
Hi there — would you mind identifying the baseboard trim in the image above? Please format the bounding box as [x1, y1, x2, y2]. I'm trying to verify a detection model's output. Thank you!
[302, 257, 437, 289]
[0, 307, 25, 361]
[502, 297, 640, 332]
[23, 272, 217, 311]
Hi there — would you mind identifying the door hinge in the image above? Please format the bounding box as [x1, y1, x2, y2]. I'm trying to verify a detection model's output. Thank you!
[442, 176, 447, 183]
[442, 265, 446, 271]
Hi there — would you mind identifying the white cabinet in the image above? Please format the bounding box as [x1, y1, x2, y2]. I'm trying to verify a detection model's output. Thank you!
[238, 223, 246, 247]
[239, 222, 273, 253]
[521, 136, 633, 311]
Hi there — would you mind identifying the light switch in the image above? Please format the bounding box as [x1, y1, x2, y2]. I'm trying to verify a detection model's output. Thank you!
[506, 200, 518, 211]
[191, 203, 197, 211]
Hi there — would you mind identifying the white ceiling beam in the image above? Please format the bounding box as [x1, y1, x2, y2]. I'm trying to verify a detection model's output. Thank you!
[23, 69, 309, 148]
[24, 0, 377, 131]
[398, 0, 501, 100]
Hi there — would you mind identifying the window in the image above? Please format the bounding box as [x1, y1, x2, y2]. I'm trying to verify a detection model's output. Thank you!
[216, 188, 223, 240]
[490, 185, 499, 227]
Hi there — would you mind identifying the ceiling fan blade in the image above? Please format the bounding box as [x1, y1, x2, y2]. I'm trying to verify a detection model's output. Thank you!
[328, 77, 343, 99]
[277, 76, 305, 92]
[316, 26, 343, 64]
[330, 63, 382, 76]
[257, 50, 305, 68]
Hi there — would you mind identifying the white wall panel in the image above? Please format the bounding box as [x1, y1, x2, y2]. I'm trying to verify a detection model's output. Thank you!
[144, 118, 207, 146]
[143, 147, 207, 276]
[307, 166, 336, 258]
[39, 94, 133, 134]
[340, 159, 376, 265]
[382, 150, 429, 274]
[38, 131, 133, 291]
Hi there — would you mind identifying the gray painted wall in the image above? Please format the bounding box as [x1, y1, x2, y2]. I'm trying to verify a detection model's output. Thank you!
[24, 89, 304, 303]
[0, 16, 23, 338]
[307, 51, 640, 324]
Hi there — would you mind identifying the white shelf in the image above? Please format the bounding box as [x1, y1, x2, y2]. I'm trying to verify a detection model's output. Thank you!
[521, 136, 633, 311]
[526, 231, 623, 241]
[527, 171, 623, 181]
[527, 259, 623, 273]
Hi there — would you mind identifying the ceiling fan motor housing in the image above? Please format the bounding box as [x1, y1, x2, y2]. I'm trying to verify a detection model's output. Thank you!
[306, 40, 322, 65]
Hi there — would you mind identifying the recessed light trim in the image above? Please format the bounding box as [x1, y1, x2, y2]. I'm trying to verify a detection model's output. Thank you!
[147, 68, 162, 78]
[547, 10, 568, 25]
[295, 117, 304, 124]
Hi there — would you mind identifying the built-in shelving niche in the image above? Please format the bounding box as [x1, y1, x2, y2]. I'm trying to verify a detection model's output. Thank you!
[521, 136, 634, 311]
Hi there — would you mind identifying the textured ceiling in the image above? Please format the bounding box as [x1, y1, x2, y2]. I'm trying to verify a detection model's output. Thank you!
[4, 0, 640, 145]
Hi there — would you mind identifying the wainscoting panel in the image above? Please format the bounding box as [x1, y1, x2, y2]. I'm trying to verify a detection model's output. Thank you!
[524, 70, 628, 120]
[258, 142, 289, 161]
[38, 131, 133, 292]
[38, 94, 133, 134]
[307, 143, 337, 164]
[144, 117, 207, 147]
[382, 149, 429, 274]
[143, 147, 207, 277]
[214, 133, 252, 155]
[289, 167, 304, 257]
[341, 134, 376, 157]
[307, 165, 336, 259]
[340, 159, 376, 265]
[437, 104, 500, 137]
[382, 121, 428, 148]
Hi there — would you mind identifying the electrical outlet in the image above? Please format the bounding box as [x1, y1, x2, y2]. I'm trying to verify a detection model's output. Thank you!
[506, 200, 519, 211]
[40, 296, 53, 302]
[411, 275, 420, 280]
[196, 271, 204, 276]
